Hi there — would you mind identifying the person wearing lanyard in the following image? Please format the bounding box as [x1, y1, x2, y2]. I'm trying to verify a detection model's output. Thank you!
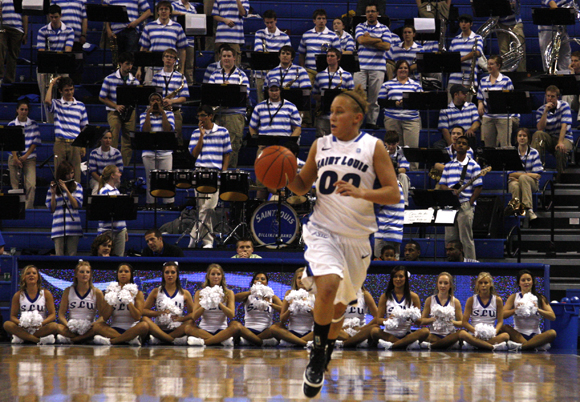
[266, 45, 311, 90]
[152, 48, 190, 144]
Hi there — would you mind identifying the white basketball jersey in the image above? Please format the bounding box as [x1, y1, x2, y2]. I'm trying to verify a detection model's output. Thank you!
[244, 298, 273, 332]
[111, 302, 138, 330]
[513, 292, 542, 336]
[199, 307, 228, 332]
[19, 290, 47, 319]
[67, 286, 97, 321]
[344, 290, 367, 323]
[470, 295, 498, 327]
[429, 295, 456, 336]
[309, 133, 380, 237]
[384, 293, 412, 338]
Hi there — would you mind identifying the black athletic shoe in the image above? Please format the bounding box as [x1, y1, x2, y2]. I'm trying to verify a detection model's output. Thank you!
[303, 346, 327, 398]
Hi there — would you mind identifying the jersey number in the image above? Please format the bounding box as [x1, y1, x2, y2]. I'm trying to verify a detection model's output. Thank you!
[318, 171, 361, 195]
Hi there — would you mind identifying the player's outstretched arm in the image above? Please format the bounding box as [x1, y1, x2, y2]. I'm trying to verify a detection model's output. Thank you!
[287, 139, 318, 196]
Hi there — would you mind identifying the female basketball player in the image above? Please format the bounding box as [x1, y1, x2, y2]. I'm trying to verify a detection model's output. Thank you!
[56, 260, 104, 344]
[370, 267, 429, 350]
[235, 271, 282, 345]
[142, 261, 194, 345]
[92, 263, 149, 345]
[3, 265, 59, 344]
[269, 267, 314, 347]
[501, 269, 556, 351]
[458, 272, 511, 351]
[184, 264, 262, 346]
[287, 85, 399, 397]
[420, 272, 463, 350]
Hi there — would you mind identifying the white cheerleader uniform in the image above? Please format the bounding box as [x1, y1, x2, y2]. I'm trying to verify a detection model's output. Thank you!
[244, 297, 273, 333]
[513, 293, 542, 336]
[470, 295, 498, 328]
[429, 295, 456, 337]
[199, 292, 228, 333]
[67, 287, 97, 321]
[303, 133, 380, 306]
[288, 307, 314, 337]
[111, 294, 139, 331]
[20, 290, 47, 319]
[155, 287, 185, 331]
[344, 290, 367, 323]
[384, 293, 412, 338]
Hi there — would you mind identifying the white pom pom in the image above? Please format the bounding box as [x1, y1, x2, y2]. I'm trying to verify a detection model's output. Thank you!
[19, 311, 44, 333]
[431, 304, 456, 333]
[106, 282, 121, 294]
[249, 283, 275, 311]
[68, 319, 92, 335]
[406, 307, 421, 322]
[515, 293, 539, 318]
[157, 313, 173, 327]
[474, 323, 496, 341]
[286, 289, 314, 314]
[200, 285, 225, 310]
[344, 327, 359, 337]
[105, 290, 119, 307]
[159, 297, 182, 316]
[343, 317, 361, 329]
[123, 284, 139, 298]
[118, 288, 134, 305]
[249, 295, 271, 311]
[383, 318, 399, 331]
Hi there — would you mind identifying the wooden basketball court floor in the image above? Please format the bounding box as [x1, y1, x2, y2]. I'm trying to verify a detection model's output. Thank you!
[1, 345, 579, 401]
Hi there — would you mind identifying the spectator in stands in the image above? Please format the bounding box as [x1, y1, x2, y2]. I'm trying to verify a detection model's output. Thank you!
[99, 51, 139, 167]
[477, 55, 517, 148]
[208, 46, 248, 168]
[202, 43, 228, 83]
[439, 135, 482, 261]
[152, 48, 190, 144]
[266, 45, 311, 90]
[188, 105, 231, 248]
[51, 0, 87, 84]
[98, 165, 128, 257]
[433, 125, 475, 177]
[332, 18, 355, 55]
[212, 0, 249, 65]
[447, 15, 483, 93]
[384, 130, 410, 206]
[532, 85, 573, 177]
[171, 0, 199, 85]
[232, 238, 262, 258]
[563, 51, 580, 116]
[137, 1, 188, 83]
[416, 0, 451, 19]
[140, 92, 175, 209]
[0, 0, 28, 84]
[104, 0, 152, 56]
[88, 130, 123, 195]
[436, 84, 480, 149]
[390, 25, 424, 81]
[143, 228, 185, 257]
[46, 160, 84, 256]
[8, 100, 40, 209]
[91, 233, 113, 256]
[403, 240, 421, 261]
[356, 0, 386, 16]
[539, 0, 573, 73]
[313, 48, 355, 138]
[45, 76, 88, 184]
[376, 244, 397, 261]
[508, 128, 543, 221]
[379, 60, 423, 165]
[253, 10, 291, 103]
[374, 183, 405, 260]
[445, 240, 479, 263]
[354, 2, 391, 129]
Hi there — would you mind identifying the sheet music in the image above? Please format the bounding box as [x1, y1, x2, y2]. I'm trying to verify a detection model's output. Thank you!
[185, 14, 207, 35]
[23, 0, 44, 10]
[404, 209, 435, 225]
[435, 209, 457, 225]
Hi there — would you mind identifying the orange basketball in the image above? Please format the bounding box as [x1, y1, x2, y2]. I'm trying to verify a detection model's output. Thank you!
[254, 145, 298, 189]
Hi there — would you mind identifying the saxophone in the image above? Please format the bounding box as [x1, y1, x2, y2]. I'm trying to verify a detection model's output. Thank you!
[466, 37, 479, 95]
[110, 35, 119, 70]
[437, 17, 446, 53]
[284, 67, 298, 89]
[262, 38, 267, 52]
[163, 61, 186, 110]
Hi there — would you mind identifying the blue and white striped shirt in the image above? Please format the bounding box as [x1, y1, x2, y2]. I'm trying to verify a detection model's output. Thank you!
[105, 0, 151, 34]
[438, 101, 479, 132]
[439, 157, 482, 204]
[378, 78, 423, 120]
[535, 100, 573, 141]
[208, 67, 249, 115]
[448, 31, 484, 86]
[51, 0, 87, 41]
[212, 0, 249, 44]
[389, 146, 410, 171]
[337, 31, 356, 53]
[99, 70, 140, 111]
[152, 70, 190, 108]
[254, 27, 291, 52]
[188, 123, 232, 169]
[313, 67, 355, 93]
[445, 144, 474, 161]
[7, 118, 41, 159]
[390, 42, 424, 81]
[139, 110, 176, 157]
[266, 64, 312, 89]
[98, 184, 127, 233]
[1, 0, 24, 32]
[249, 99, 302, 137]
[49, 98, 89, 140]
[477, 73, 517, 118]
[385, 33, 402, 61]
[203, 61, 220, 83]
[420, 40, 440, 53]
[355, 21, 391, 71]
[36, 22, 75, 51]
[374, 182, 404, 242]
[172, 0, 197, 47]
[508, 146, 543, 175]
[88, 146, 124, 176]
[298, 27, 341, 70]
[45, 182, 84, 238]
[139, 19, 188, 51]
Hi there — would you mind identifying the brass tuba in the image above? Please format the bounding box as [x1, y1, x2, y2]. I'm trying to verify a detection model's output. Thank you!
[505, 197, 525, 216]
[466, 37, 479, 95]
[476, 15, 524, 72]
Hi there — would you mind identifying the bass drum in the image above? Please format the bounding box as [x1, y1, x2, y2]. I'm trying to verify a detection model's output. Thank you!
[250, 201, 299, 248]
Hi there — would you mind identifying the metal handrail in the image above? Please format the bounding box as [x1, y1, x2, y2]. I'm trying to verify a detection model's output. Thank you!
[506, 224, 522, 263]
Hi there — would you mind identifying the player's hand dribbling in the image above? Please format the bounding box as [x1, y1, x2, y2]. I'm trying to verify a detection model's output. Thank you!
[334, 180, 364, 198]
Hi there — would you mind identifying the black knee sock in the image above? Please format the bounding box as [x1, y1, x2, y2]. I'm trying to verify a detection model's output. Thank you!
[313, 322, 330, 349]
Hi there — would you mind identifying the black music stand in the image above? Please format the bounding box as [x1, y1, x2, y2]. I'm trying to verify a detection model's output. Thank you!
[472, 0, 512, 18]
[404, 147, 450, 188]
[487, 91, 532, 147]
[87, 195, 138, 252]
[532, 8, 576, 26]
[201, 83, 248, 108]
[539, 75, 580, 96]
[86, 4, 129, 76]
[0, 194, 25, 220]
[37, 52, 79, 122]
[416, 52, 462, 93]
[480, 147, 524, 204]
[404, 91, 449, 147]
[72, 125, 109, 191]
[134, 51, 165, 68]
[247, 52, 280, 71]
[280, 88, 311, 111]
[315, 54, 360, 74]
[321, 89, 344, 114]
[0, 126, 25, 192]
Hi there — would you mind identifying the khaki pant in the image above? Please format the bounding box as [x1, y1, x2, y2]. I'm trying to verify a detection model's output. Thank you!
[481, 115, 514, 147]
[497, 22, 526, 73]
[531, 130, 573, 174]
[8, 155, 36, 209]
[204, 0, 216, 51]
[383, 116, 421, 170]
[0, 26, 24, 83]
[216, 113, 245, 168]
[54, 235, 80, 256]
[107, 110, 136, 167]
[185, 46, 195, 84]
[418, 1, 450, 19]
[445, 201, 476, 261]
[508, 175, 539, 210]
[173, 109, 184, 145]
[256, 77, 266, 104]
[54, 137, 82, 183]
